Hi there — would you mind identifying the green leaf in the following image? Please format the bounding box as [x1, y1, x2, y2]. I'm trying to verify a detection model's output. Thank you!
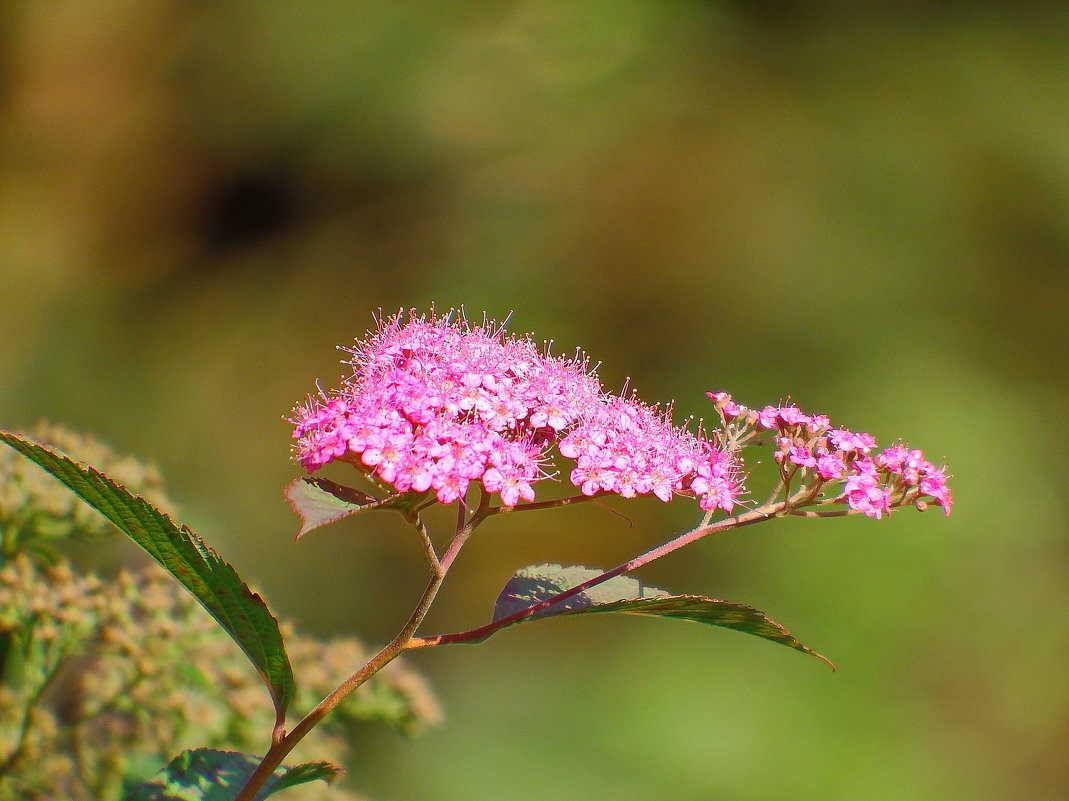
[493, 564, 670, 620]
[265, 760, 344, 795]
[123, 749, 342, 801]
[285, 476, 383, 539]
[493, 564, 834, 669]
[0, 431, 296, 721]
[285, 476, 423, 539]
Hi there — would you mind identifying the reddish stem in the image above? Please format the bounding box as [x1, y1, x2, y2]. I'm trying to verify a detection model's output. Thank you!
[233, 502, 488, 801]
[407, 500, 787, 649]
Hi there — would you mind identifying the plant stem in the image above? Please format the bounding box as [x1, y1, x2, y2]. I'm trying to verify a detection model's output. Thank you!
[408, 499, 790, 649]
[0, 651, 68, 782]
[411, 513, 440, 571]
[484, 492, 601, 516]
[233, 508, 484, 801]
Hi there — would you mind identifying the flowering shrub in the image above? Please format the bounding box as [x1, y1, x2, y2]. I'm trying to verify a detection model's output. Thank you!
[0, 307, 952, 800]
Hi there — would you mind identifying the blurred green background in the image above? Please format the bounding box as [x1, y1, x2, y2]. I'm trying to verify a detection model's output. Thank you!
[2, 2, 1068, 799]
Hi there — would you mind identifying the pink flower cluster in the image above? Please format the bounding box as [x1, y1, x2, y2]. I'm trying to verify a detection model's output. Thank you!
[708, 392, 952, 518]
[559, 396, 740, 513]
[291, 310, 742, 511]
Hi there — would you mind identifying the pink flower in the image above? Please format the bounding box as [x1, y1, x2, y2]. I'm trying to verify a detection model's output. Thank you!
[788, 446, 817, 468]
[571, 459, 614, 496]
[432, 470, 469, 504]
[843, 467, 891, 519]
[706, 391, 744, 418]
[876, 445, 909, 473]
[815, 450, 846, 481]
[646, 467, 677, 503]
[757, 406, 780, 430]
[482, 466, 536, 507]
[918, 463, 953, 515]
[828, 429, 875, 454]
[360, 429, 412, 483]
[778, 406, 811, 427]
[806, 414, 831, 434]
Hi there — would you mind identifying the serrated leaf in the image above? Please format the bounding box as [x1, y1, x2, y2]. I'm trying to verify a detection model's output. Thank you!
[493, 563, 670, 620]
[285, 476, 383, 539]
[0, 432, 296, 721]
[265, 760, 344, 795]
[123, 749, 342, 801]
[285, 476, 421, 539]
[492, 563, 833, 668]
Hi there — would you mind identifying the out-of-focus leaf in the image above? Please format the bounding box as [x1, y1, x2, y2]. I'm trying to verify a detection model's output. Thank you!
[0, 432, 296, 721]
[492, 563, 833, 668]
[123, 749, 342, 800]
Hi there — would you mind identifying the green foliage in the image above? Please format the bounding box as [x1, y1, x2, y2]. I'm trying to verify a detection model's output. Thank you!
[124, 749, 341, 801]
[284, 476, 423, 539]
[0, 431, 296, 724]
[264, 761, 345, 797]
[0, 422, 178, 560]
[493, 564, 669, 618]
[0, 426, 440, 800]
[0, 553, 439, 799]
[493, 564, 833, 668]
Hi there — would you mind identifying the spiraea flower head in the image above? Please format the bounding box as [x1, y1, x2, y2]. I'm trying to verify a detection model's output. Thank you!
[291, 309, 743, 512]
[708, 392, 953, 518]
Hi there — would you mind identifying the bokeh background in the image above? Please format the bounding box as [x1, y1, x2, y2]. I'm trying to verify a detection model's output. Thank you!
[2, 2, 1068, 799]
